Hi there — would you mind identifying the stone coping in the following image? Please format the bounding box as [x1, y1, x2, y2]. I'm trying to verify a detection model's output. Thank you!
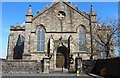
[1, 59, 38, 62]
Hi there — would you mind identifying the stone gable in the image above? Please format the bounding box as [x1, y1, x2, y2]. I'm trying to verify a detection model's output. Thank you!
[32, 2, 90, 33]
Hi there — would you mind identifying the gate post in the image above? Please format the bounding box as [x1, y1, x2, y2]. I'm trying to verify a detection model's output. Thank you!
[49, 53, 54, 72]
[43, 57, 50, 73]
[69, 54, 75, 73]
[75, 55, 82, 73]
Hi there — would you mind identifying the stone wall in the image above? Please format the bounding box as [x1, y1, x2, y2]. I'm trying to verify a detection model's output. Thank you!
[29, 2, 91, 61]
[1, 59, 42, 74]
[7, 29, 25, 60]
[91, 57, 120, 78]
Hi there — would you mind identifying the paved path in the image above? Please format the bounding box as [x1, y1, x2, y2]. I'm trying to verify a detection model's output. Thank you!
[2, 73, 93, 78]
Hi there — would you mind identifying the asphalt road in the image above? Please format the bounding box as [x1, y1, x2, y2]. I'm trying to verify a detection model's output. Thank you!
[2, 73, 93, 78]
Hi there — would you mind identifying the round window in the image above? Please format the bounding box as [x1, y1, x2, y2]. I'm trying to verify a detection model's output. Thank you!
[58, 11, 66, 20]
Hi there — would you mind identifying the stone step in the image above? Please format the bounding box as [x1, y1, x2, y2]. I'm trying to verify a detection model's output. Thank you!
[53, 68, 68, 72]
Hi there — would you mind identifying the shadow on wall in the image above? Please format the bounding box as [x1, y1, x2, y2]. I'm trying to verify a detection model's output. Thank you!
[13, 35, 24, 59]
[91, 57, 120, 78]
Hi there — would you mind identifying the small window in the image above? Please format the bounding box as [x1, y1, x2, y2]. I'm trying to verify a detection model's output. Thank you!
[58, 11, 66, 20]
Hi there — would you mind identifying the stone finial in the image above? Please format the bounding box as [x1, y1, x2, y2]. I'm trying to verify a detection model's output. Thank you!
[103, 23, 105, 26]
[107, 26, 112, 30]
[26, 4, 33, 15]
[83, 11, 86, 15]
[87, 13, 89, 16]
[51, 2, 54, 5]
[102, 23, 106, 28]
[25, 4, 33, 23]
[22, 26, 25, 29]
[68, 1, 71, 4]
[10, 26, 15, 29]
[44, 6, 48, 10]
[90, 4, 95, 15]
[36, 10, 40, 15]
[16, 23, 18, 26]
[75, 5, 79, 10]
[16, 23, 20, 28]
[91, 5, 93, 8]
[29, 4, 31, 7]
[94, 13, 97, 16]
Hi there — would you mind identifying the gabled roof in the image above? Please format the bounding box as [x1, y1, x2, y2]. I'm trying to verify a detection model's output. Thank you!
[63, 2, 90, 19]
[32, 1, 90, 21]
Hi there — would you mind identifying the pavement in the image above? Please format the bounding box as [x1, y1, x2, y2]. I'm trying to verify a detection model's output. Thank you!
[1, 72, 93, 78]
[1, 69, 102, 78]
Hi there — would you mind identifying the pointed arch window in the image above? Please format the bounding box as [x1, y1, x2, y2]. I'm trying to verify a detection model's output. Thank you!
[79, 26, 86, 51]
[37, 25, 45, 51]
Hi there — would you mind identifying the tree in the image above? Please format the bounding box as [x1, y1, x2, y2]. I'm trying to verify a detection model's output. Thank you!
[92, 17, 120, 58]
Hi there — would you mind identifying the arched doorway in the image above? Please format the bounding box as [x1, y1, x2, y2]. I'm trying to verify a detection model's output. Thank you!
[56, 46, 68, 68]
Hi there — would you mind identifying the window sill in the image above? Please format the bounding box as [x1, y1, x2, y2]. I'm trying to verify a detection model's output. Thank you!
[79, 51, 86, 52]
[31, 51, 45, 54]
[73, 51, 87, 54]
[36, 51, 44, 52]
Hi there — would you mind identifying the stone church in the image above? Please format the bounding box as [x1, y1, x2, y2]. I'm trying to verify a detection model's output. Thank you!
[6, 1, 115, 72]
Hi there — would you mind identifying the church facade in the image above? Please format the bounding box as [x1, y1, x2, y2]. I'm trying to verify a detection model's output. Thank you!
[7, 1, 115, 71]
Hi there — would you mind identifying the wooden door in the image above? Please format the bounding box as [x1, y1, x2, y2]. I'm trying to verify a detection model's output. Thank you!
[56, 53, 65, 68]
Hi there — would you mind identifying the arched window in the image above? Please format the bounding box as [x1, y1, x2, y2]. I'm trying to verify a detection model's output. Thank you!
[37, 25, 45, 51]
[79, 26, 86, 51]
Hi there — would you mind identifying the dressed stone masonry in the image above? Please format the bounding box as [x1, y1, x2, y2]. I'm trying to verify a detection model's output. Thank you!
[6, 1, 115, 73]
